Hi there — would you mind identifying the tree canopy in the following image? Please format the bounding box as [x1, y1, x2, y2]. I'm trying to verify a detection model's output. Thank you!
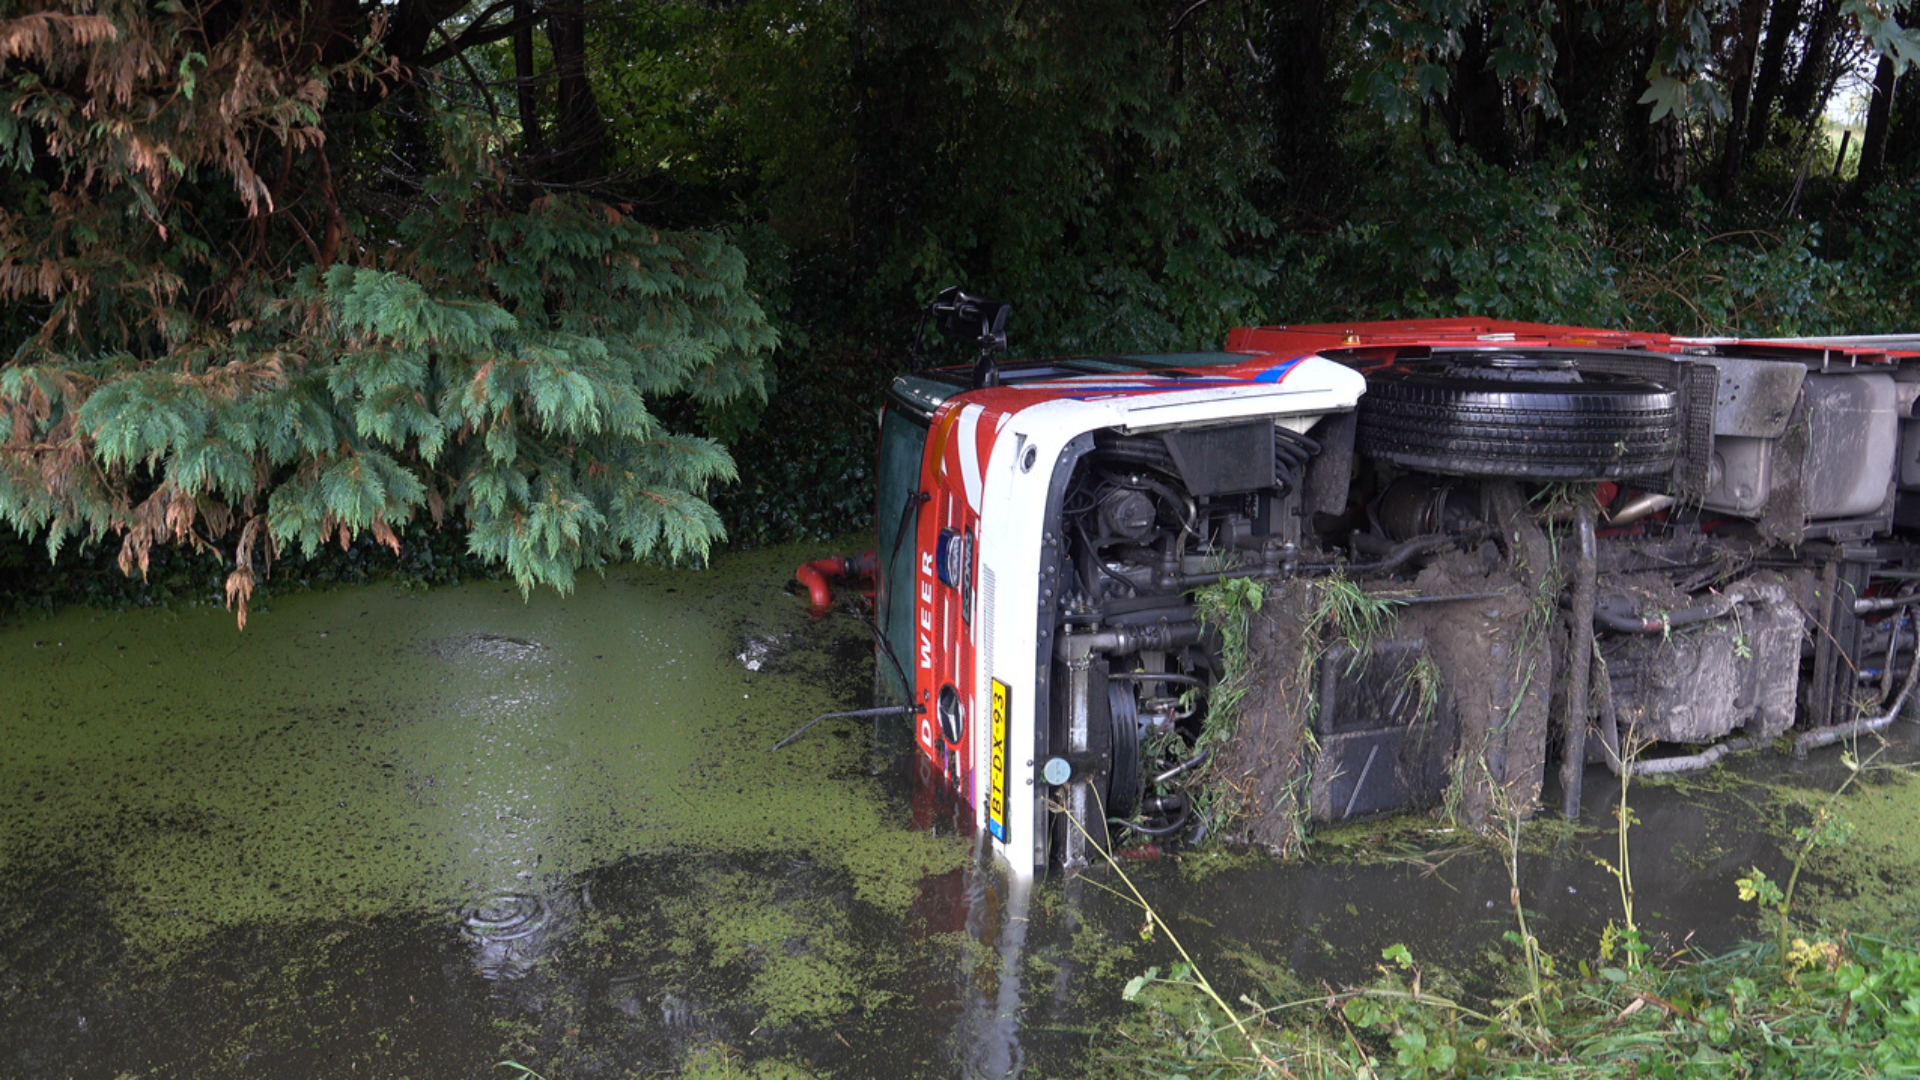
[6, 0, 1920, 606]
[0, 0, 774, 621]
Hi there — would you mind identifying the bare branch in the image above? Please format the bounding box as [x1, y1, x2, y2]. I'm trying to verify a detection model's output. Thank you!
[418, 0, 542, 69]
[1167, 0, 1221, 37]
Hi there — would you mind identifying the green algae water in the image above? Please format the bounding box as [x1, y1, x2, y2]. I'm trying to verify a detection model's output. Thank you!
[0, 546, 995, 1077]
[1, 547, 958, 943]
[10, 545, 1920, 1079]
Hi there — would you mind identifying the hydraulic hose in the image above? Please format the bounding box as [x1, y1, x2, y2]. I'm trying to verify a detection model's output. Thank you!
[1795, 612, 1920, 755]
[1152, 748, 1211, 784]
[1592, 594, 1734, 634]
[1297, 531, 1476, 577]
[1109, 671, 1203, 689]
[1620, 735, 1767, 777]
[1055, 621, 1204, 663]
[1112, 793, 1192, 837]
[793, 551, 877, 617]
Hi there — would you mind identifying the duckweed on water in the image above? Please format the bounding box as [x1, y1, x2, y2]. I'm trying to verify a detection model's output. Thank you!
[0, 546, 964, 956]
[678, 1042, 824, 1079]
[1787, 761, 1920, 938]
[1092, 736, 1920, 1079]
[18, 539, 1920, 1078]
[657, 866, 877, 1028]
[0, 544, 995, 1078]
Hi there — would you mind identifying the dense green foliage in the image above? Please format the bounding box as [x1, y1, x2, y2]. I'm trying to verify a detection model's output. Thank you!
[1110, 932, 1920, 1078]
[9, 7, 1920, 1076]
[0, 1, 774, 620]
[10, 0, 1920, 587]
[1102, 754, 1920, 1078]
[582, 0, 1920, 543]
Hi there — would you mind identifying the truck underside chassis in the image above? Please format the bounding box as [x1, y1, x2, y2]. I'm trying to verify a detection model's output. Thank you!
[872, 321, 1920, 876]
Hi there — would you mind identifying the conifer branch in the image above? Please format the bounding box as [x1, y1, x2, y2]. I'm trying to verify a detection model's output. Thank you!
[0, 0, 774, 623]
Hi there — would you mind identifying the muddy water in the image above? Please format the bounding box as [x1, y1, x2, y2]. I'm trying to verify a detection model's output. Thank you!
[1, 546, 1917, 1079]
[0, 547, 968, 1077]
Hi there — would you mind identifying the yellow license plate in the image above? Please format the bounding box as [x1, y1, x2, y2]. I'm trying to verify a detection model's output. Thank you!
[988, 678, 1009, 842]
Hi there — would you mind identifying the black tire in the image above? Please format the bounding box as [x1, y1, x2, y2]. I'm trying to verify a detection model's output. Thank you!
[1357, 369, 1680, 480]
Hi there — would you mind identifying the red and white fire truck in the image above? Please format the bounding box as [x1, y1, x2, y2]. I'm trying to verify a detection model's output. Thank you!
[833, 290, 1920, 877]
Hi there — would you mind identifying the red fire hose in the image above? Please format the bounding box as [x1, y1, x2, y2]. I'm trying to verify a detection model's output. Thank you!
[794, 550, 877, 616]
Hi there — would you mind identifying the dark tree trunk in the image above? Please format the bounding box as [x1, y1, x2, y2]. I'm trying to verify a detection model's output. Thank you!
[1651, 113, 1688, 194]
[1261, 0, 1341, 191]
[1546, 2, 1650, 156]
[380, 0, 477, 197]
[386, 0, 471, 66]
[1716, 0, 1768, 192]
[1780, 0, 1843, 125]
[1857, 54, 1898, 187]
[1745, 0, 1799, 152]
[544, 0, 606, 185]
[1169, 24, 1184, 97]
[514, 1, 542, 157]
[1884, 64, 1920, 178]
[845, 3, 949, 280]
[292, 0, 363, 67]
[1443, 19, 1512, 163]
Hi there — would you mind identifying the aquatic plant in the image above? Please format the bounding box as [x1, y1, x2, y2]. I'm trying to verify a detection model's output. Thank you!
[1099, 738, 1920, 1078]
[1593, 713, 1649, 976]
[1739, 743, 1909, 966]
[1486, 783, 1553, 1037]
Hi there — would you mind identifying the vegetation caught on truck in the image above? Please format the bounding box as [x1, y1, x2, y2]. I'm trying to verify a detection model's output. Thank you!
[856, 291, 1920, 878]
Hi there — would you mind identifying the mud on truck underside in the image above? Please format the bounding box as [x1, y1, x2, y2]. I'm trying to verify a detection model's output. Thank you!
[860, 303, 1920, 878]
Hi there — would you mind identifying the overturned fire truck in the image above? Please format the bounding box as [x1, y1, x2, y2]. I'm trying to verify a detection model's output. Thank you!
[831, 291, 1920, 877]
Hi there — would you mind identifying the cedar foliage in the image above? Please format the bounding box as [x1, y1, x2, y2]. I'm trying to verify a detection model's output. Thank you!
[0, 1, 773, 624]
[10, 0, 1920, 597]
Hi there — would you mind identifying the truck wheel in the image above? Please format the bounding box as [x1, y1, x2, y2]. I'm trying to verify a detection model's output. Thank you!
[1357, 369, 1680, 480]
